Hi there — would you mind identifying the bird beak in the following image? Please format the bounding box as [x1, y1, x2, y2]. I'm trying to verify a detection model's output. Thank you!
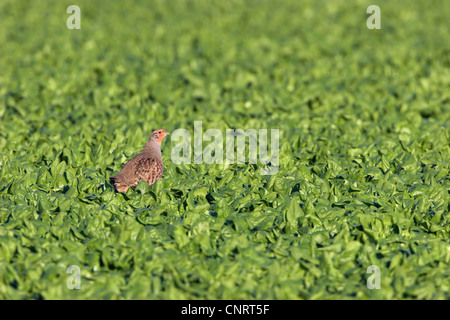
[165, 132, 170, 137]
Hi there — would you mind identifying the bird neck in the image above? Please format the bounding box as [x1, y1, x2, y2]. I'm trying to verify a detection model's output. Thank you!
[143, 140, 161, 157]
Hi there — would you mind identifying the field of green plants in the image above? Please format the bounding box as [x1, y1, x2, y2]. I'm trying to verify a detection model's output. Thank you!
[0, 0, 449, 299]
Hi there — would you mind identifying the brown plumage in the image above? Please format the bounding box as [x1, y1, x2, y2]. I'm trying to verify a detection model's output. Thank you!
[110, 129, 169, 192]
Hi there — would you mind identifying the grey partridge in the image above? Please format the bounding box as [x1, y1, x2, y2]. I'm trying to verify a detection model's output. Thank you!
[110, 129, 169, 192]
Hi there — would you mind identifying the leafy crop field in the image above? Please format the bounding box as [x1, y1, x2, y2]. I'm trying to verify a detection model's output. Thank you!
[0, 0, 449, 300]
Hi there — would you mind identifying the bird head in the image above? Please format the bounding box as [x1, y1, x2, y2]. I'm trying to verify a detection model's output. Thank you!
[151, 129, 170, 144]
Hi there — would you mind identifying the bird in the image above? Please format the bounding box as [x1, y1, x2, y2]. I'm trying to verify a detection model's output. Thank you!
[110, 129, 169, 193]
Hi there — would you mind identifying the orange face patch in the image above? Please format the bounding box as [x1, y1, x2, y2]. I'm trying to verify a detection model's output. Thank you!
[155, 129, 169, 144]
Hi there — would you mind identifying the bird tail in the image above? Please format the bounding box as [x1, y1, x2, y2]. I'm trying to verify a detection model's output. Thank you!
[110, 175, 129, 193]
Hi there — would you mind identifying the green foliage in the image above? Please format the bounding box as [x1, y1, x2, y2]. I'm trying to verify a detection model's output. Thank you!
[0, 0, 449, 299]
